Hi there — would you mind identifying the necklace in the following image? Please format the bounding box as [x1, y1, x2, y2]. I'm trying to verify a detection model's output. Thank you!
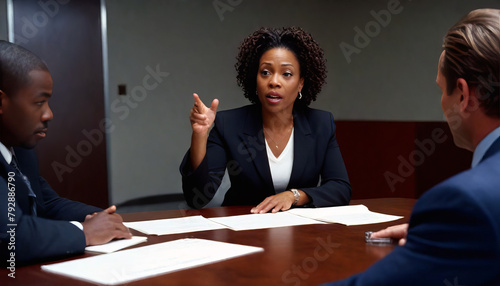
[263, 125, 293, 149]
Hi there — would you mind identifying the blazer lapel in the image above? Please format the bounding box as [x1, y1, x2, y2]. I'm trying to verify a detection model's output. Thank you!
[287, 108, 314, 189]
[240, 106, 274, 191]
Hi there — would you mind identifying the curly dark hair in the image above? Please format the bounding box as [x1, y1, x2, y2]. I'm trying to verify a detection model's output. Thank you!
[235, 27, 327, 107]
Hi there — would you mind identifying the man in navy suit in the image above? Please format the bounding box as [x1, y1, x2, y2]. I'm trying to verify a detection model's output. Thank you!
[0, 41, 131, 266]
[322, 8, 500, 286]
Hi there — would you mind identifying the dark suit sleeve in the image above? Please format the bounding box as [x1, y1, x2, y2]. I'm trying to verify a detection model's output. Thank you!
[38, 176, 101, 221]
[180, 115, 227, 209]
[321, 183, 500, 285]
[5, 209, 88, 265]
[1, 148, 102, 265]
[0, 176, 99, 265]
[301, 113, 351, 207]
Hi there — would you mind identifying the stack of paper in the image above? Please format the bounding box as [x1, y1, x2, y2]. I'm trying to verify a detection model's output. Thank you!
[123, 205, 404, 234]
[206, 205, 402, 230]
[85, 236, 147, 253]
[123, 215, 227, 235]
[42, 238, 263, 285]
[287, 204, 404, 226]
[208, 211, 325, 231]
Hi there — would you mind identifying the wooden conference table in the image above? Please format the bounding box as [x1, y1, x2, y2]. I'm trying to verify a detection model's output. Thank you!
[4, 198, 415, 286]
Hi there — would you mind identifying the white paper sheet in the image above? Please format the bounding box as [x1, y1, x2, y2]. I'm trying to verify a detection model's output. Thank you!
[85, 236, 148, 253]
[208, 211, 326, 231]
[123, 215, 228, 235]
[287, 204, 404, 226]
[42, 238, 264, 285]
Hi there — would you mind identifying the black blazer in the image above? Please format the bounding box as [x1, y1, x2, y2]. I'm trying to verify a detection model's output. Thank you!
[180, 104, 351, 209]
[0, 147, 101, 265]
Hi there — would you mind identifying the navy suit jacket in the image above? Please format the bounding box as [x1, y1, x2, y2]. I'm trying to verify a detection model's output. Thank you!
[323, 137, 500, 285]
[0, 147, 101, 265]
[180, 104, 351, 209]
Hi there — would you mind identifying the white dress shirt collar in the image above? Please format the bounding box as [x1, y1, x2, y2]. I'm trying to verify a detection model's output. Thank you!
[0, 141, 13, 164]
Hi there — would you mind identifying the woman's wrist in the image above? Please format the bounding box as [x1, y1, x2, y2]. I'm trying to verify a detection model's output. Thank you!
[288, 189, 310, 206]
[289, 189, 300, 205]
[190, 132, 209, 170]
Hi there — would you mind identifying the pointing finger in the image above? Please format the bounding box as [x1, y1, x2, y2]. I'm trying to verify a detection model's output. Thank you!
[210, 98, 219, 113]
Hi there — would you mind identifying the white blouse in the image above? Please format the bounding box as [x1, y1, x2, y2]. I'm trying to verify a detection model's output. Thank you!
[265, 128, 294, 193]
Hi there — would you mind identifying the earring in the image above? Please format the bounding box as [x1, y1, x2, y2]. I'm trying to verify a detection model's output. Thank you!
[298, 92, 302, 100]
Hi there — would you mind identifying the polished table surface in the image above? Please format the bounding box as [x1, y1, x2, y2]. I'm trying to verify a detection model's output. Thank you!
[3, 198, 415, 286]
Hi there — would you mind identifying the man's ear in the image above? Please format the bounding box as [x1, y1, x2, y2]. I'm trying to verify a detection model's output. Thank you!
[456, 78, 475, 113]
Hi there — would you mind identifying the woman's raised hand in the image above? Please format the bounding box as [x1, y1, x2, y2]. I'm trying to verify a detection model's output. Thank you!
[190, 93, 219, 135]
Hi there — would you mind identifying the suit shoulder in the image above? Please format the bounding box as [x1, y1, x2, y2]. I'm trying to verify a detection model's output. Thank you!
[419, 152, 500, 214]
[215, 104, 259, 126]
[296, 107, 336, 134]
[439, 152, 499, 193]
[217, 105, 257, 118]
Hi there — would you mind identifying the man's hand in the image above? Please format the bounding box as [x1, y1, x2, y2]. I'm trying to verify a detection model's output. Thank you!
[82, 205, 132, 246]
[370, 223, 409, 246]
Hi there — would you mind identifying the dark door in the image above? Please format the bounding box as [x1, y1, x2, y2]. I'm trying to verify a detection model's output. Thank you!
[12, 0, 109, 208]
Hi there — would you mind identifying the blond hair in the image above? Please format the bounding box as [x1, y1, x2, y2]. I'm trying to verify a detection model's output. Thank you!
[442, 9, 500, 118]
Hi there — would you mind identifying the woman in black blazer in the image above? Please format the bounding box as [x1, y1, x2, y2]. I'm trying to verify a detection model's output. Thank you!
[180, 27, 351, 212]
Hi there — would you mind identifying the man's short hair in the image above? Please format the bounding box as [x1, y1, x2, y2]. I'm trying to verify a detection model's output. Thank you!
[442, 9, 500, 118]
[0, 40, 49, 96]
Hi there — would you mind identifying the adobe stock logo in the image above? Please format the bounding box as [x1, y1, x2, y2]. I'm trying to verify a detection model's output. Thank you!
[384, 127, 448, 192]
[282, 235, 340, 285]
[340, 0, 409, 64]
[213, 0, 243, 22]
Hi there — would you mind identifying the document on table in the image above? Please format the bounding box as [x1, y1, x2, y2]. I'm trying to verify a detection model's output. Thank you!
[287, 204, 404, 226]
[122, 205, 403, 235]
[85, 236, 148, 253]
[42, 238, 264, 285]
[123, 215, 228, 235]
[208, 211, 326, 231]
